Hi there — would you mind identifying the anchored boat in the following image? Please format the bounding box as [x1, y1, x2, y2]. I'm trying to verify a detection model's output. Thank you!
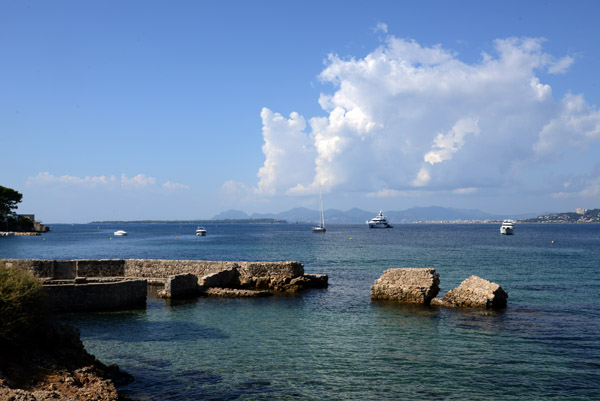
[500, 220, 515, 235]
[367, 210, 393, 228]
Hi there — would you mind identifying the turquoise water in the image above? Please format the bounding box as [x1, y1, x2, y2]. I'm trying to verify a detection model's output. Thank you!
[1, 223, 599, 399]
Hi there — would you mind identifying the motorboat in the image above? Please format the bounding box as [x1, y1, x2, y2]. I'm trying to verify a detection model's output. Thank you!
[0, 232, 15, 237]
[312, 185, 326, 233]
[500, 220, 515, 235]
[367, 210, 393, 228]
[113, 230, 128, 236]
[196, 226, 207, 236]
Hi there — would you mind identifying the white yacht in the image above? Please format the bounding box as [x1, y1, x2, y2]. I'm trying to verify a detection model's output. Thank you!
[113, 230, 128, 236]
[367, 210, 393, 228]
[196, 226, 207, 236]
[500, 220, 515, 235]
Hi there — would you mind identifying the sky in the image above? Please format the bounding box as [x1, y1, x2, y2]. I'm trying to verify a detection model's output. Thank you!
[2, 0, 600, 223]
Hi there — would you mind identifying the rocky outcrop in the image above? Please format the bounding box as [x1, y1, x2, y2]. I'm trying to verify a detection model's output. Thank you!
[0, 323, 132, 401]
[431, 275, 508, 309]
[370, 268, 440, 305]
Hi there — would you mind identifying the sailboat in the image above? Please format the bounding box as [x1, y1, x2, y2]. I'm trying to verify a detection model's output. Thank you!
[312, 185, 326, 233]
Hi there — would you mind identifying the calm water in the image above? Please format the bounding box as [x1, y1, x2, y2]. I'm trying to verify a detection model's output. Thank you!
[1, 223, 599, 400]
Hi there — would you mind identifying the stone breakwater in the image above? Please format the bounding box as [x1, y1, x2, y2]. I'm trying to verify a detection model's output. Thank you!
[371, 268, 507, 309]
[1, 259, 329, 310]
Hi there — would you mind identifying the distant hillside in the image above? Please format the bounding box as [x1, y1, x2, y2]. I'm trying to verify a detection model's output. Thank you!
[89, 218, 286, 224]
[521, 208, 600, 223]
[211, 209, 250, 220]
[214, 206, 535, 224]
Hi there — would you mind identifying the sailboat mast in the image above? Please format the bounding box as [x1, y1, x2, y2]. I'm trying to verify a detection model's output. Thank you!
[319, 185, 325, 228]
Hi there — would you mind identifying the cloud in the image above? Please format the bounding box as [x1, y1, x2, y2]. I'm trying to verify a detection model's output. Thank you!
[424, 118, 480, 165]
[548, 55, 575, 74]
[533, 93, 600, 159]
[162, 181, 190, 190]
[551, 163, 600, 199]
[26, 172, 188, 191]
[120, 173, 156, 188]
[257, 108, 316, 195]
[27, 172, 117, 187]
[372, 22, 388, 34]
[248, 36, 600, 199]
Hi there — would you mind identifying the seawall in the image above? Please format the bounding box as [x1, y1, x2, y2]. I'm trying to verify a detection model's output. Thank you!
[1, 259, 328, 310]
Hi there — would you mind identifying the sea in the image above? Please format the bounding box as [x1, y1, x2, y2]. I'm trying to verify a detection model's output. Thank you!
[1, 223, 599, 400]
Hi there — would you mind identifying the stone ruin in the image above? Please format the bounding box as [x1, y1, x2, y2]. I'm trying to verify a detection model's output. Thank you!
[371, 268, 507, 309]
[430, 275, 508, 309]
[157, 263, 328, 299]
[370, 268, 440, 305]
[0, 259, 329, 311]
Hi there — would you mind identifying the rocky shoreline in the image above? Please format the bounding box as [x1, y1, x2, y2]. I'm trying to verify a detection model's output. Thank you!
[0, 322, 134, 401]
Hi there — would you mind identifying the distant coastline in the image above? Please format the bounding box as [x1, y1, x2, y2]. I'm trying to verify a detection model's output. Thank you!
[88, 218, 288, 225]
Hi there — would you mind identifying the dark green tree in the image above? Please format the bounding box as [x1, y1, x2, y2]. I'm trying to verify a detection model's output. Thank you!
[0, 186, 23, 218]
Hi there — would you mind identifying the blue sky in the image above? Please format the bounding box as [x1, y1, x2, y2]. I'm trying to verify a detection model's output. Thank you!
[2, 0, 600, 223]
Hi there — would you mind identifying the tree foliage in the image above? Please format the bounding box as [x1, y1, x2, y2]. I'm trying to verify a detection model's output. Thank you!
[0, 265, 46, 344]
[0, 185, 23, 218]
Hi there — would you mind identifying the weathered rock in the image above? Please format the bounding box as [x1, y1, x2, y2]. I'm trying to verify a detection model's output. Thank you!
[371, 268, 440, 305]
[287, 274, 329, 292]
[158, 273, 200, 299]
[0, 322, 132, 401]
[431, 275, 508, 309]
[199, 266, 240, 289]
[205, 288, 272, 298]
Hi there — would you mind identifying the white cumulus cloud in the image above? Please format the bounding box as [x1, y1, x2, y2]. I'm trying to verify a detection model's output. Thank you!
[247, 36, 600, 199]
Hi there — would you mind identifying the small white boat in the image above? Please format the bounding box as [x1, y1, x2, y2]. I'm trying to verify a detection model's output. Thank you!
[367, 210, 393, 228]
[196, 226, 207, 236]
[113, 230, 128, 236]
[500, 220, 515, 235]
[0, 232, 15, 237]
[312, 185, 326, 233]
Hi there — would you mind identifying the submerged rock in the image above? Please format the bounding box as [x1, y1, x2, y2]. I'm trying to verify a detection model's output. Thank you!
[370, 268, 440, 305]
[431, 275, 508, 309]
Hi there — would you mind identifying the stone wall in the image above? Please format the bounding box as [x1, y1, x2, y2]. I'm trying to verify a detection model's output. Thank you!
[43, 279, 147, 312]
[1, 259, 55, 278]
[78, 259, 126, 277]
[2, 258, 326, 301]
[0, 259, 306, 282]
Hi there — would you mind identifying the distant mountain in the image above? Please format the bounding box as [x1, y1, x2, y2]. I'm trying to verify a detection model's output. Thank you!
[251, 207, 317, 223]
[212, 206, 533, 224]
[211, 209, 250, 220]
[388, 206, 502, 222]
